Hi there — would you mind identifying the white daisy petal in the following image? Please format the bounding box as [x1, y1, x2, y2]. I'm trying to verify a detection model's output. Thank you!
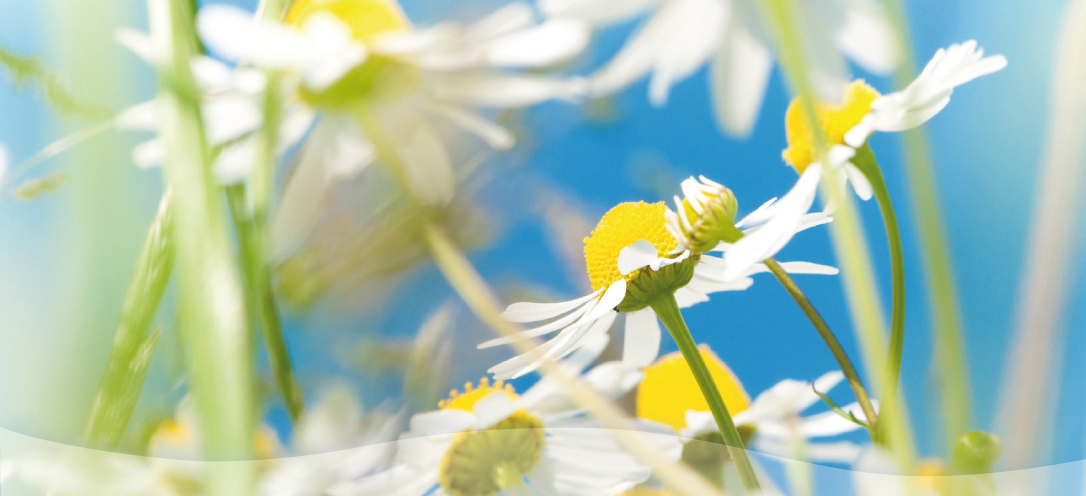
[622, 309, 661, 367]
[540, 0, 662, 25]
[843, 162, 874, 200]
[212, 139, 257, 185]
[432, 74, 588, 107]
[408, 409, 475, 436]
[711, 20, 773, 136]
[197, 5, 306, 68]
[485, 19, 591, 68]
[774, 261, 839, 275]
[472, 391, 519, 429]
[501, 290, 602, 323]
[645, 0, 727, 106]
[133, 139, 166, 169]
[425, 104, 516, 150]
[115, 100, 159, 130]
[617, 240, 661, 275]
[115, 27, 158, 63]
[468, 2, 535, 39]
[834, 3, 898, 75]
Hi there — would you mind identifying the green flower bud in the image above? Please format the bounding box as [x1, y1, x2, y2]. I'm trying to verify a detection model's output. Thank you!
[666, 176, 744, 254]
[952, 431, 1002, 474]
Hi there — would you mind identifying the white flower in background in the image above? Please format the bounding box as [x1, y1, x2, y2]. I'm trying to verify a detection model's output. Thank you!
[197, 0, 590, 210]
[332, 346, 680, 496]
[487, 198, 836, 380]
[0, 143, 8, 182]
[260, 386, 402, 496]
[542, 0, 899, 135]
[776, 42, 1006, 211]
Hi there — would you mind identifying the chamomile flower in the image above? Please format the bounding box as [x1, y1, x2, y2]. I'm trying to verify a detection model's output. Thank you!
[331, 358, 680, 496]
[779, 42, 1006, 203]
[543, 0, 898, 135]
[197, 0, 590, 206]
[639, 348, 870, 464]
[260, 386, 402, 496]
[488, 198, 836, 379]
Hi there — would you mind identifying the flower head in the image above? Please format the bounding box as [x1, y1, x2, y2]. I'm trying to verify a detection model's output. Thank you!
[637, 346, 750, 433]
[584, 201, 679, 292]
[782, 80, 880, 173]
[665, 176, 742, 254]
[285, 0, 410, 44]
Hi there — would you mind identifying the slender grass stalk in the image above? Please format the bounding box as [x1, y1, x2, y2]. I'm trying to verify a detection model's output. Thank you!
[883, 0, 973, 450]
[762, 0, 916, 468]
[763, 258, 879, 440]
[995, 0, 1086, 470]
[649, 292, 761, 491]
[83, 194, 174, 449]
[422, 222, 731, 496]
[149, 1, 255, 495]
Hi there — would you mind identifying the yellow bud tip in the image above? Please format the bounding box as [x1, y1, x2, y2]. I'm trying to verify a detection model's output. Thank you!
[636, 345, 750, 432]
[584, 201, 677, 292]
[286, 0, 410, 44]
[782, 80, 880, 172]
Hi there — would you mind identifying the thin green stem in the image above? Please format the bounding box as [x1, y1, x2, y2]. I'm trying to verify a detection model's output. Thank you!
[150, 1, 255, 495]
[649, 293, 760, 492]
[763, 258, 879, 441]
[84, 194, 173, 449]
[422, 222, 729, 496]
[884, 0, 973, 450]
[762, 0, 917, 468]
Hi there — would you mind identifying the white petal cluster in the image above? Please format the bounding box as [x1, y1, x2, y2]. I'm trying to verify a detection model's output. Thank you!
[543, 0, 899, 135]
[684, 371, 872, 463]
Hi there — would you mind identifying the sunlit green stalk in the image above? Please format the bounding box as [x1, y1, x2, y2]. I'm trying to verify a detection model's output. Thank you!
[762, 0, 916, 468]
[883, 0, 973, 450]
[650, 293, 761, 492]
[150, 1, 255, 494]
[423, 222, 729, 496]
[83, 195, 173, 449]
[763, 258, 879, 440]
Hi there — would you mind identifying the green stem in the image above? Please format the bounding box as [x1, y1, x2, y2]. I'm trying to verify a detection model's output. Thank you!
[762, 0, 918, 469]
[883, 0, 973, 450]
[150, 1, 255, 494]
[226, 185, 304, 423]
[763, 258, 879, 441]
[850, 145, 907, 442]
[84, 195, 174, 449]
[649, 293, 760, 492]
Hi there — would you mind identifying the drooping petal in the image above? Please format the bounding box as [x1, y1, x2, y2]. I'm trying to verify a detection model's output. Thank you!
[710, 17, 772, 136]
[197, 5, 306, 68]
[407, 409, 475, 436]
[843, 162, 874, 200]
[540, 0, 662, 25]
[424, 104, 516, 150]
[645, 0, 727, 106]
[623, 309, 661, 367]
[431, 74, 588, 107]
[834, 2, 898, 75]
[501, 290, 603, 323]
[484, 19, 591, 68]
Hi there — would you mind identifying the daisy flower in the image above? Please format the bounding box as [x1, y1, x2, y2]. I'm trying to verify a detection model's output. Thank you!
[542, 0, 899, 135]
[488, 183, 836, 379]
[638, 347, 871, 465]
[778, 41, 1006, 203]
[330, 356, 681, 496]
[260, 386, 403, 496]
[196, 0, 591, 206]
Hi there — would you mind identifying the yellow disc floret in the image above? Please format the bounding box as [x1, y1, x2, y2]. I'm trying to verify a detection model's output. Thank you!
[637, 345, 750, 432]
[584, 202, 677, 291]
[286, 0, 410, 43]
[440, 378, 519, 411]
[782, 80, 880, 172]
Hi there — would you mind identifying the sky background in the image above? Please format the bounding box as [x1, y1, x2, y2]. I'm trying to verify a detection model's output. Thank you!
[0, 0, 1084, 480]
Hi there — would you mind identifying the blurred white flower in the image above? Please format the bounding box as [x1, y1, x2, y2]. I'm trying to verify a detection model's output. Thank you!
[197, 1, 589, 209]
[488, 199, 835, 379]
[260, 386, 402, 496]
[683, 371, 871, 463]
[332, 350, 679, 496]
[543, 0, 899, 135]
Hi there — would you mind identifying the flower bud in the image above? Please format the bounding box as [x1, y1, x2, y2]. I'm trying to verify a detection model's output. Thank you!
[952, 430, 1002, 474]
[665, 176, 743, 254]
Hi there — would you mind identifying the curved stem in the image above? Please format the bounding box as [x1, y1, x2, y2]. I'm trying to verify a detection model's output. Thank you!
[850, 146, 906, 434]
[763, 258, 879, 441]
[649, 293, 761, 492]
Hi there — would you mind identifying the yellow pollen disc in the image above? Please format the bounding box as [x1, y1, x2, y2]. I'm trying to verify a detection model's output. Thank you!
[285, 0, 410, 44]
[636, 345, 751, 432]
[782, 80, 880, 172]
[440, 377, 519, 411]
[619, 487, 675, 496]
[439, 412, 545, 496]
[584, 201, 677, 292]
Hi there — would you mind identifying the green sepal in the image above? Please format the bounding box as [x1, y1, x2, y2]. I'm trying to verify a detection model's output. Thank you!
[616, 254, 699, 312]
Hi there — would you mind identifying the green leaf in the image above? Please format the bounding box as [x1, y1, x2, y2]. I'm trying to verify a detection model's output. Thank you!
[0, 45, 111, 119]
[812, 383, 870, 429]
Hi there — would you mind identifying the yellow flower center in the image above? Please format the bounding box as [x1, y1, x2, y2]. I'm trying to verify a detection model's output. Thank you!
[619, 487, 675, 496]
[440, 378, 519, 411]
[636, 345, 750, 432]
[438, 379, 545, 496]
[782, 80, 880, 172]
[584, 202, 678, 292]
[285, 0, 410, 44]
